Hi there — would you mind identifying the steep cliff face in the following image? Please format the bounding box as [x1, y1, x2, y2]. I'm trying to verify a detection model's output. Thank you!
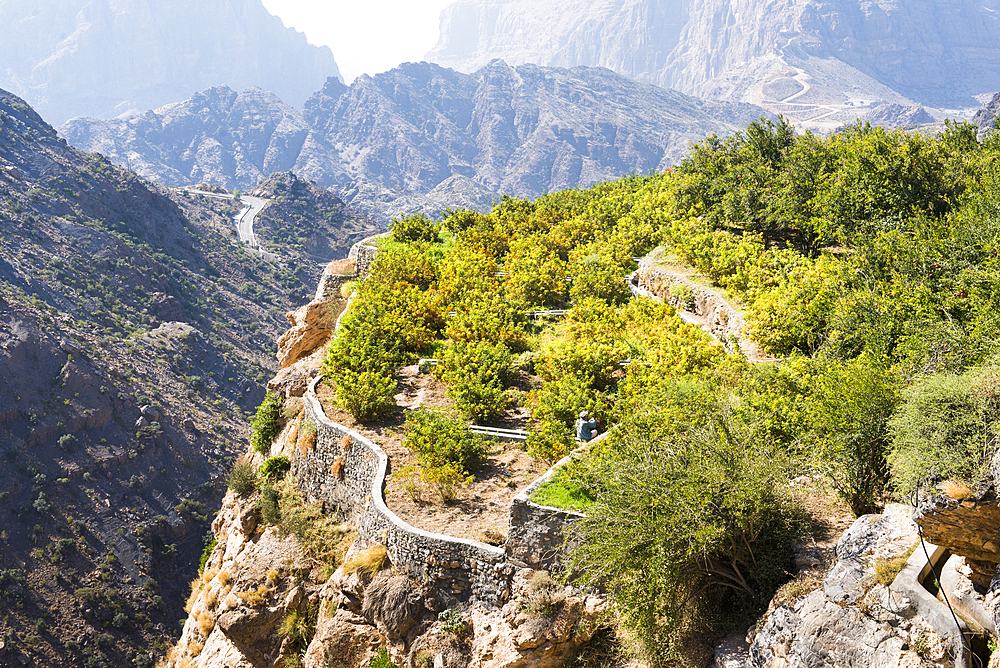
[0, 0, 341, 125]
[61, 61, 767, 221]
[428, 0, 1000, 113]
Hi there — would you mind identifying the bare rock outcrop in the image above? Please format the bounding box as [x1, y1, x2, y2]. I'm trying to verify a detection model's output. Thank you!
[275, 299, 344, 368]
[865, 104, 937, 129]
[749, 505, 957, 668]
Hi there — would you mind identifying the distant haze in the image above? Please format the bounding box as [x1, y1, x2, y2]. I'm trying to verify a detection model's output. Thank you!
[0, 0, 341, 125]
[261, 0, 453, 82]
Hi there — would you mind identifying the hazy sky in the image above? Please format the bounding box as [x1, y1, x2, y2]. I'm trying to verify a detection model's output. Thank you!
[260, 0, 454, 83]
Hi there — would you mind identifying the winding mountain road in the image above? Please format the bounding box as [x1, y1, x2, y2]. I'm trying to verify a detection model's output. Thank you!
[183, 189, 269, 247]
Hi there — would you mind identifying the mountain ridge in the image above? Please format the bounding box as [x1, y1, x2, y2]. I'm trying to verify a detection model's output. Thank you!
[427, 0, 1000, 129]
[59, 61, 770, 222]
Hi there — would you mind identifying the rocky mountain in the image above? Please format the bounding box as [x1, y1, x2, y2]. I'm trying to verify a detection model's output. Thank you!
[863, 104, 936, 129]
[60, 61, 768, 221]
[60, 86, 340, 192]
[0, 0, 341, 126]
[0, 88, 377, 666]
[427, 0, 1000, 129]
[973, 92, 1000, 133]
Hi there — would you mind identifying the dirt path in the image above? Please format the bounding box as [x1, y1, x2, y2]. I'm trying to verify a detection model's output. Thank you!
[630, 255, 776, 363]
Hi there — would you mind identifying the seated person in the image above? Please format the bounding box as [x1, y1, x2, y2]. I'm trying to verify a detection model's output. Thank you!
[575, 410, 597, 442]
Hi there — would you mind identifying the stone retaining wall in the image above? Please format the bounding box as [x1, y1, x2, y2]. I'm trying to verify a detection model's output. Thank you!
[347, 233, 389, 279]
[292, 376, 515, 604]
[634, 257, 768, 360]
[506, 435, 611, 570]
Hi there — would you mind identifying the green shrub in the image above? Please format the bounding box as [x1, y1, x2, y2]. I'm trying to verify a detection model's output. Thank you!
[403, 409, 487, 475]
[175, 499, 207, 522]
[369, 647, 396, 668]
[198, 537, 217, 574]
[567, 411, 805, 663]
[335, 368, 397, 422]
[437, 608, 466, 635]
[251, 392, 282, 454]
[227, 460, 258, 495]
[439, 341, 513, 421]
[525, 420, 574, 463]
[889, 365, 1000, 495]
[391, 213, 438, 243]
[57, 434, 78, 451]
[260, 455, 291, 482]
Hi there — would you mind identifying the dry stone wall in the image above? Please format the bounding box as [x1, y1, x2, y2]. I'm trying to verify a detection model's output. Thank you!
[293, 233, 591, 604]
[347, 233, 389, 278]
[292, 376, 516, 604]
[506, 446, 592, 569]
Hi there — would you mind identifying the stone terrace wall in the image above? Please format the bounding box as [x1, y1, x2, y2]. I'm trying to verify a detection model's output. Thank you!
[347, 233, 389, 278]
[293, 376, 515, 604]
[633, 257, 769, 361]
[506, 437, 609, 570]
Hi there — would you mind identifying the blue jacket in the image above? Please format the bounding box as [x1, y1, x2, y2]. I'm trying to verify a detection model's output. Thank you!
[575, 417, 597, 442]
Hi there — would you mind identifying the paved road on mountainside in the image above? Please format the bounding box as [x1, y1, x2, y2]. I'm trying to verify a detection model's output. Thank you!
[183, 189, 269, 247]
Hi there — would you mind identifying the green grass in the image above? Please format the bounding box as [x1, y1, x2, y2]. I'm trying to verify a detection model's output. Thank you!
[530, 475, 595, 511]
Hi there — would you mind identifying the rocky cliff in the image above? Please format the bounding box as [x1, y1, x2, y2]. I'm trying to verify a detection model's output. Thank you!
[428, 0, 1000, 128]
[0, 0, 341, 125]
[60, 61, 768, 221]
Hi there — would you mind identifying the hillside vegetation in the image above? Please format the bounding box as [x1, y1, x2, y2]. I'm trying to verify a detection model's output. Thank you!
[320, 117, 1000, 665]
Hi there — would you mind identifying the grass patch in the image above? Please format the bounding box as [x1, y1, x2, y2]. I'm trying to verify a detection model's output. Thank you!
[258, 478, 352, 568]
[872, 542, 918, 586]
[343, 544, 388, 576]
[530, 460, 595, 511]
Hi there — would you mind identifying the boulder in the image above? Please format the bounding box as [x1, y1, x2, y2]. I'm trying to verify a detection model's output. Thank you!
[275, 300, 343, 368]
[267, 365, 314, 399]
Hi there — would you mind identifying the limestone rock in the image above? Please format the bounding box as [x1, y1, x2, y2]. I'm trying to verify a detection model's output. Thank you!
[275, 299, 343, 368]
[267, 364, 315, 399]
[749, 589, 921, 668]
[429, 0, 1000, 109]
[747, 505, 958, 668]
[0, 0, 340, 125]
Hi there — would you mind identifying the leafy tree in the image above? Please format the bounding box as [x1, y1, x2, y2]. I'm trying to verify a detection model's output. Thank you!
[439, 340, 514, 422]
[568, 252, 631, 305]
[391, 213, 439, 243]
[567, 412, 803, 663]
[889, 364, 1000, 495]
[403, 409, 487, 475]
